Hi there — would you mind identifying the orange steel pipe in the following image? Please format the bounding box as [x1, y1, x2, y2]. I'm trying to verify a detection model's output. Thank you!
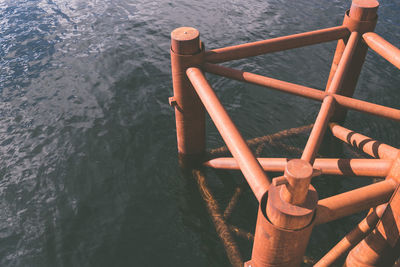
[204, 157, 391, 177]
[345, 184, 400, 266]
[315, 204, 387, 267]
[186, 67, 270, 202]
[363, 32, 400, 70]
[204, 26, 349, 63]
[315, 179, 397, 225]
[348, 0, 379, 21]
[302, 30, 357, 165]
[333, 94, 400, 121]
[330, 123, 399, 160]
[326, 31, 360, 94]
[345, 155, 400, 266]
[326, 0, 378, 122]
[203, 63, 400, 121]
[203, 62, 325, 100]
[301, 96, 335, 164]
[170, 27, 205, 159]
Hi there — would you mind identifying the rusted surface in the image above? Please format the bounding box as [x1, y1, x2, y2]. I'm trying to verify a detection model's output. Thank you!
[280, 159, 314, 205]
[363, 32, 400, 70]
[315, 179, 397, 225]
[333, 93, 400, 121]
[326, 31, 360, 94]
[204, 157, 391, 177]
[326, 0, 378, 122]
[170, 27, 205, 160]
[204, 63, 400, 121]
[330, 123, 399, 160]
[387, 153, 400, 183]
[203, 62, 326, 101]
[267, 184, 317, 230]
[349, 0, 379, 21]
[301, 96, 336, 164]
[345, 185, 400, 266]
[205, 26, 349, 63]
[186, 67, 270, 202]
[171, 27, 201, 55]
[169, 1, 400, 265]
[315, 204, 387, 267]
[247, 191, 316, 267]
[345, 155, 400, 266]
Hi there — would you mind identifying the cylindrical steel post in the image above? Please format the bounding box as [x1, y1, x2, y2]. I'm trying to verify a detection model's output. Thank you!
[315, 179, 396, 225]
[345, 156, 400, 266]
[280, 159, 314, 205]
[245, 170, 318, 266]
[170, 27, 205, 165]
[345, 185, 400, 266]
[326, 0, 379, 122]
[315, 204, 387, 267]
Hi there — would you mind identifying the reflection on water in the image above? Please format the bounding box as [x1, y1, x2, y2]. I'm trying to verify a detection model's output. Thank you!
[0, 0, 399, 266]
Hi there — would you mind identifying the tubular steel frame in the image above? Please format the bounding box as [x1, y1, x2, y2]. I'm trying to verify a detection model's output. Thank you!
[170, 0, 400, 266]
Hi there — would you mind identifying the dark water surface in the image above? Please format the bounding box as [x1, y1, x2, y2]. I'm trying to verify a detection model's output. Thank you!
[1, 0, 400, 266]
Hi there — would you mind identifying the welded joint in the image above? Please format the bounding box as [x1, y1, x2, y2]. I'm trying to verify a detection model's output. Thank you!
[169, 96, 177, 107]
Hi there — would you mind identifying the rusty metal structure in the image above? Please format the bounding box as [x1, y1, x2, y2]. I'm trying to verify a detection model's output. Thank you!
[170, 0, 400, 266]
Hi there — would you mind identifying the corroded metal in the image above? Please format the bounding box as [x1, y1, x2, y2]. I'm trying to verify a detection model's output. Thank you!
[330, 123, 399, 160]
[169, 0, 400, 265]
[187, 67, 270, 202]
[315, 204, 387, 267]
[327, 0, 378, 122]
[315, 179, 396, 225]
[205, 26, 350, 63]
[204, 157, 391, 178]
[170, 27, 205, 162]
[203, 63, 400, 121]
[246, 190, 316, 267]
[363, 32, 400, 69]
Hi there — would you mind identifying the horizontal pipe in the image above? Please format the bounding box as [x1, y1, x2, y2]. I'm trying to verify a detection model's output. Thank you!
[205, 26, 349, 63]
[203, 63, 326, 101]
[315, 204, 387, 267]
[363, 32, 400, 70]
[301, 96, 335, 164]
[315, 179, 397, 225]
[330, 123, 399, 160]
[204, 157, 391, 178]
[186, 67, 270, 202]
[203, 63, 400, 121]
[333, 94, 400, 121]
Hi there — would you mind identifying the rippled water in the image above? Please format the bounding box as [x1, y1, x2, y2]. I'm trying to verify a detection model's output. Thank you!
[1, 0, 400, 266]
